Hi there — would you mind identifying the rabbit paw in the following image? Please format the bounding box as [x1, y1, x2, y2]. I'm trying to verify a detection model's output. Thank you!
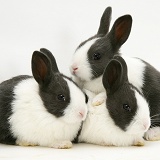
[133, 138, 145, 146]
[92, 92, 106, 106]
[51, 141, 72, 149]
[144, 127, 160, 141]
[16, 140, 37, 146]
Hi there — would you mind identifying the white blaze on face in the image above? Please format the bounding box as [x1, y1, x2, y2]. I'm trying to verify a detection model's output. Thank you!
[127, 90, 150, 135]
[61, 78, 88, 124]
[70, 38, 99, 82]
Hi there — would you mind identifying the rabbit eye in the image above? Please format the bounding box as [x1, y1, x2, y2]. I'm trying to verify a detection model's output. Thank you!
[123, 104, 131, 112]
[57, 94, 66, 101]
[93, 52, 101, 60]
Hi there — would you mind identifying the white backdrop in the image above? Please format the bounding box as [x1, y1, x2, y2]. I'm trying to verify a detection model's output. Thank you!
[0, 0, 160, 82]
[0, 1, 160, 160]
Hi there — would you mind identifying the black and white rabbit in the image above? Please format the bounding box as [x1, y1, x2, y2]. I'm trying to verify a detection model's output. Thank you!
[70, 6, 160, 141]
[78, 56, 150, 146]
[0, 48, 88, 149]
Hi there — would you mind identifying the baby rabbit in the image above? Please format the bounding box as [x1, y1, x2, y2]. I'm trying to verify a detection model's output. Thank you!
[0, 48, 88, 149]
[70, 6, 160, 141]
[70, 7, 132, 94]
[78, 56, 150, 146]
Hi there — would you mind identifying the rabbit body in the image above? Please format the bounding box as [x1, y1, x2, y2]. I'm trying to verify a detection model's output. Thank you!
[0, 49, 88, 149]
[70, 7, 160, 141]
[78, 56, 150, 146]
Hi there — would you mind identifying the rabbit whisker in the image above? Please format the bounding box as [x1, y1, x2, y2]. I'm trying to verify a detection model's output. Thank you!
[150, 113, 160, 118]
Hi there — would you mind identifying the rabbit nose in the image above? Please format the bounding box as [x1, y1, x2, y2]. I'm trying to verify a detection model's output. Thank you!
[71, 64, 79, 74]
[78, 110, 86, 120]
[73, 67, 78, 71]
[79, 112, 83, 117]
[71, 64, 78, 71]
[79, 111, 84, 118]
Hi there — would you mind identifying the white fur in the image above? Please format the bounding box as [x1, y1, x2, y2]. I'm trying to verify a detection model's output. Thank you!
[122, 55, 146, 93]
[126, 91, 150, 135]
[60, 78, 88, 123]
[73, 75, 104, 94]
[70, 38, 101, 92]
[71, 40, 146, 95]
[79, 89, 150, 146]
[9, 78, 88, 148]
[144, 127, 160, 141]
[83, 76, 105, 94]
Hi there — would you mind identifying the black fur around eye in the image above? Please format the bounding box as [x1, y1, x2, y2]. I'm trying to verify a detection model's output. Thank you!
[123, 104, 131, 112]
[93, 52, 101, 60]
[57, 94, 66, 101]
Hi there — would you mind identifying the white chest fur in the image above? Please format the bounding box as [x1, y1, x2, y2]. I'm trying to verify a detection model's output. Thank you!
[83, 76, 105, 94]
[9, 78, 81, 147]
[79, 100, 145, 146]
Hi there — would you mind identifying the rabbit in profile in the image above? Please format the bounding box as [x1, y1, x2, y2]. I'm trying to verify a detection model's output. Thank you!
[0, 48, 88, 149]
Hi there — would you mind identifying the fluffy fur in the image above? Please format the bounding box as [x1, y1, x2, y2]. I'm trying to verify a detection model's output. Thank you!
[79, 95, 149, 146]
[70, 6, 160, 141]
[121, 56, 145, 93]
[78, 57, 150, 146]
[10, 78, 86, 147]
[0, 48, 88, 148]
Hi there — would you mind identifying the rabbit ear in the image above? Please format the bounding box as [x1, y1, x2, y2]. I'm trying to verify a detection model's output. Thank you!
[32, 51, 52, 85]
[97, 7, 112, 35]
[108, 15, 132, 52]
[113, 55, 128, 76]
[40, 48, 59, 73]
[102, 57, 128, 94]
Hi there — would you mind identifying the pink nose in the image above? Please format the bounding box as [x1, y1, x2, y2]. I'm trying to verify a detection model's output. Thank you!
[73, 67, 78, 71]
[79, 111, 84, 118]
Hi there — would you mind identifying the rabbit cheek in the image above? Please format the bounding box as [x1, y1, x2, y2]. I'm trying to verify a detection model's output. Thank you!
[71, 38, 99, 81]
[60, 79, 88, 124]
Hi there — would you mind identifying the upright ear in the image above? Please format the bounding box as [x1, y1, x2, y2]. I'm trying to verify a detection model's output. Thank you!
[40, 48, 59, 73]
[97, 6, 112, 35]
[113, 55, 128, 76]
[108, 15, 132, 52]
[32, 51, 52, 85]
[102, 56, 128, 94]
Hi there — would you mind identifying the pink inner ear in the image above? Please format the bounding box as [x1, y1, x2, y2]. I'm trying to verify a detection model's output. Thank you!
[36, 58, 48, 81]
[116, 22, 125, 40]
[115, 21, 127, 41]
[32, 51, 51, 84]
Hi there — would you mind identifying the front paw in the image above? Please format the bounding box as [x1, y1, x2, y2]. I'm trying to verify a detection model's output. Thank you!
[133, 138, 145, 146]
[144, 127, 160, 141]
[92, 92, 106, 106]
[16, 140, 37, 147]
[51, 141, 73, 149]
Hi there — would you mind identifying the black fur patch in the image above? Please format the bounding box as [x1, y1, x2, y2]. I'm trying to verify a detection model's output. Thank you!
[39, 73, 71, 117]
[87, 37, 120, 79]
[0, 75, 31, 144]
[106, 83, 137, 131]
[142, 61, 160, 127]
[77, 34, 121, 80]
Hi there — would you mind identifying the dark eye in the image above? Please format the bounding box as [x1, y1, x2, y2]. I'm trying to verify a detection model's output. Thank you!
[93, 52, 101, 60]
[57, 94, 66, 101]
[123, 104, 131, 112]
